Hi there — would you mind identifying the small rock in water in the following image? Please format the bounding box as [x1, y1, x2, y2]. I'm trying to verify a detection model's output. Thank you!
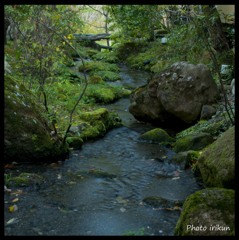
[120, 207, 126, 212]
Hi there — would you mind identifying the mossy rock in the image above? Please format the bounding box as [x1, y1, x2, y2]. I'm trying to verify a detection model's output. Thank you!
[79, 108, 109, 123]
[90, 70, 121, 82]
[85, 84, 129, 104]
[8, 173, 44, 187]
[78, 108, 122, 141]
[170, 150, 200, 169]
[197, 126, 235, 188]
[139, 128, 175, 146]
[143, 196, 183, 209]
[88, 87, 116, 103]
[176, 118, 229, 139]
[66, 137, 84, 149]
[174, 188, 235, 236]
[91, 51, 119, 63]
[88, 75, 104, 84]
[173, 133, 214, 153]
[4, 76, 69, 163]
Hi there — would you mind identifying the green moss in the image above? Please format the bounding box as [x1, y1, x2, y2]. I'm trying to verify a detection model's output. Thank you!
[174, 188, 235, 236]
[171, 150, 200, 169]
[92, 51, 119, 63]
[88, 87, 116, 103]
[139, 128, 174, 146]
[77, 108, 122, 141]
[84, 83, 130, 104]
[66, 137, 84, 149]
[9, 173, 44, 187]
[88, 75, 104, 84]
[173, 133, 214, 153]
[176, 119, 229, 140]
[79, 108, 109, 123]
[4, 75, 69, 163]
[197, 127, 235, 188]
[80, 121, 106, 141]
[90, 70, 121, 82]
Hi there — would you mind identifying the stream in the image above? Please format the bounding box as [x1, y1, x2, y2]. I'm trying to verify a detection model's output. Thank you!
[4, 63, 202, 236]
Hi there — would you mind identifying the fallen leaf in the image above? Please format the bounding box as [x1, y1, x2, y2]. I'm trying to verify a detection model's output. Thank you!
[11, 198, 19, 203]
[172, 177, 180, 180]
[8, 205, 18, 213]
[6, 218, 17, 225]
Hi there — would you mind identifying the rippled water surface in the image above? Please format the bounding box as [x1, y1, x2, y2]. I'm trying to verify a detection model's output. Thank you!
[4, 64, 202, 236]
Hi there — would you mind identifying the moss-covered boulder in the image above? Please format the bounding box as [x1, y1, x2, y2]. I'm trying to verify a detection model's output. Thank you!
[78, 108, 122, 141]
[197, 126, 235, 188]
[174, 188, 235, 236]
[170, 150, 200, 169]
[139, 128, 174, 146]
[85, 83, 131, 104]
[4, 76, 69, 163]
[173, 132, 214, 153]
[66, 136, 84, 150]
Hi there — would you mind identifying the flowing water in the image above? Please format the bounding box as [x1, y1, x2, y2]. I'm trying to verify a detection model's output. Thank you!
[4, 63, 202, 236]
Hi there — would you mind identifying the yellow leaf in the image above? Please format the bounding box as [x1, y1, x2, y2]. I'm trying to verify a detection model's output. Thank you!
[8, 205, 18, 213]
[67, 34, 73, 39]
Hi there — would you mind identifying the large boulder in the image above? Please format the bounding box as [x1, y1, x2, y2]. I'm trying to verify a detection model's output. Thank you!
[4, 76, 69, 163]
[129, 62, 219, 127]
[197, 126, 235, 188]
[174, 188, 235, 236]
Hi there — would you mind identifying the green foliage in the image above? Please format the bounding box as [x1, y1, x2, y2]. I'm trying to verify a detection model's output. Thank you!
[176, 117, 230, 140]
[107, 5, 163, 41]
[90, 71, 120, 82]
[5, 5, 85, 94]
[91, 50, 119, 63]
[4, 173, 12, 188]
